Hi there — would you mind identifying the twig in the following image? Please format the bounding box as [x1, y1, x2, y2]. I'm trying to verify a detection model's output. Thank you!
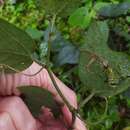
[87, 97, 108, 125]
[79, 92, 95, 109]
[46, 15, 56, 67]
[47, 68, 75, 112]
[0, 64, 44, 77]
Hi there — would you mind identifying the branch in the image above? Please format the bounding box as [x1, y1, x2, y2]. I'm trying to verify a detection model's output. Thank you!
[79, 92, 95, 108]
[47, 68, 75, 112]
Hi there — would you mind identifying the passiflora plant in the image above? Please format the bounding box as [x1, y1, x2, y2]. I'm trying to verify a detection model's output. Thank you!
[1, 0, 130, 129]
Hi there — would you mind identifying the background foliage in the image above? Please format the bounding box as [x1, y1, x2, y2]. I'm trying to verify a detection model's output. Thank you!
[1, 0, 130, 130]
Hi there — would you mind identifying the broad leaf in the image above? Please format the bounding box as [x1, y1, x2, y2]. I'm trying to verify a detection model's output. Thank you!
[18, 86, 61, 117]
[79, 21, 130, 97]
[68, 7, 91, 28]
[0, 19, 35, 72]
[98, 2, 130, 18]
[36, 0, 82, 17]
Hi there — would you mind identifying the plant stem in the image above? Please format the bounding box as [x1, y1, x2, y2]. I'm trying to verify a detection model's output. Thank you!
[46, 15, 56, 67]
[47, 68, 75, 112]
[79, 92, 95, 108]
[87, 97, 108, 125]
[0, 63, 44, 77]
[46, 15, 77, 129]
[46, 15, 75, 111]
[51, 14, 56, 32]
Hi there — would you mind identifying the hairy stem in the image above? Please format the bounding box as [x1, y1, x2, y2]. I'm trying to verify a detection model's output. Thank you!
[47, 68, 75, 112]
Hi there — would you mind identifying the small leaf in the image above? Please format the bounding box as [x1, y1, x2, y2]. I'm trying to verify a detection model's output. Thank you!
[127, 16, 130, 23]
[0, 19, 35, 72]
[36, 0, 82, 17]
[18, 86, 61, 117]
[98, 2, 130, 18]
[26, 27, 43, 40]
[68, 7, 91, 28]
[55, 43, 79, 66]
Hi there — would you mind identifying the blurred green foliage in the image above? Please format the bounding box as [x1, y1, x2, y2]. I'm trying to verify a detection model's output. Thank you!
[1, 0, 130, 130]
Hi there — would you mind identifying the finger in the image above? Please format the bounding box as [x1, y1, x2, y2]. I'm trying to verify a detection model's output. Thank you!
[0, 0, 3, 4]
[0, 63, 85, 128]
[61, 105, 72, 126]
[22, 63, 77, 109]
[38, 107, 67, 130]
[0, 96, 37, 130]
[0, 63, 47, 96]
[61, 105, 87, 130]
[73, 117, 87, 130]
[0, 112, 17, 130]
[0, 62, 77, 108]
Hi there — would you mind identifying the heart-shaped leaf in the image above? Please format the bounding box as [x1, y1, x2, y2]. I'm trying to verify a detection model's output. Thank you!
[18, 86, 61, 117]
[36, 0, 82, 17]
[0, 19, 35, 73]
[79, 21, 130, 97]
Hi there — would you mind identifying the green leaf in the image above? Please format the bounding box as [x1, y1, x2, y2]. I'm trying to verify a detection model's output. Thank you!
[79, 21, 130, 97]
[43, 26, 79, 66]
[98, 2, 130, 18]
[36, 0, 82, 17]
[18, 86, 61, 117]
[93, 2, 110, 11]
[55, 43, 79, 66]
[0, 18, 35, 73]
[26, 27, 43, 40]
[68, 7, 91, 28]
[127, 16, 130, 23]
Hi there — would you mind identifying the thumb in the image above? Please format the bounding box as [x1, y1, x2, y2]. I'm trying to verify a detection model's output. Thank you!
[0, 62, 77, 109]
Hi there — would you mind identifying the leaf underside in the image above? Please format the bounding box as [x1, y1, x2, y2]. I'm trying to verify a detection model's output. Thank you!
[18, 86, 61, 118]
[0, 18, 35, 73]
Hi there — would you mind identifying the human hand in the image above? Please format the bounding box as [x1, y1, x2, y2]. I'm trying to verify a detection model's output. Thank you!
[0, 0, 3, 4]
[0, 63, 87, 130]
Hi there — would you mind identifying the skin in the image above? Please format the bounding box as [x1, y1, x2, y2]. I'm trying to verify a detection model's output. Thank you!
[0, 63, 87, 130]
[0, 0, 3, 4]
